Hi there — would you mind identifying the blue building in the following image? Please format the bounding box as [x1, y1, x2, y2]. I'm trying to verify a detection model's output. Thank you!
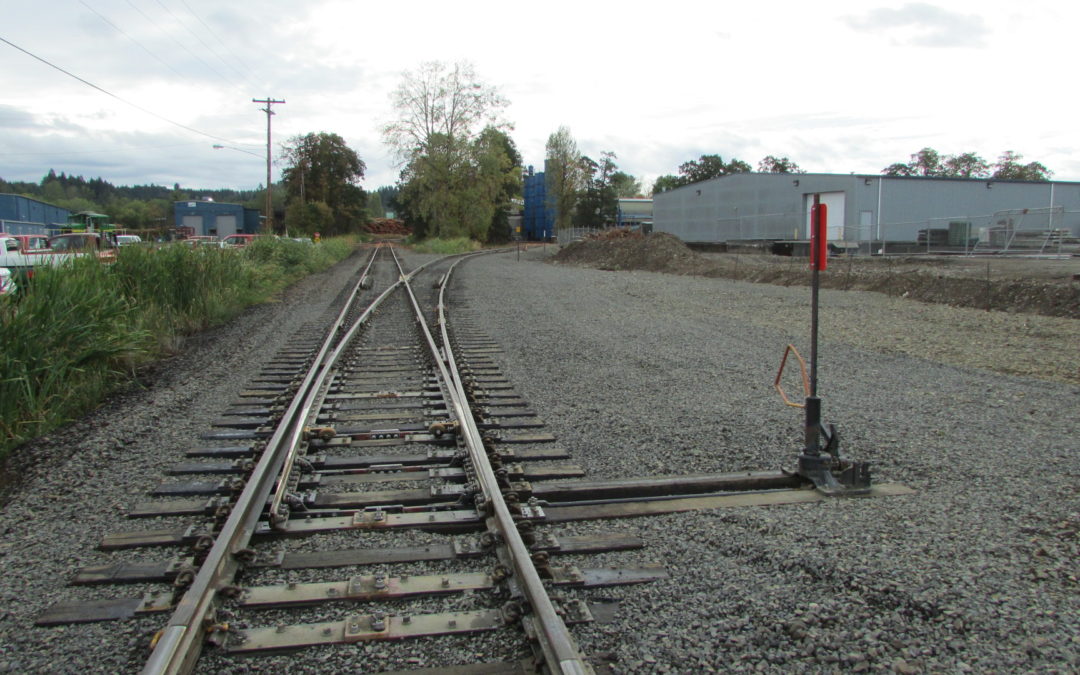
[523, 167, 555, 241]
[0, 193, 71, 235]
[174, 199, 261, 237]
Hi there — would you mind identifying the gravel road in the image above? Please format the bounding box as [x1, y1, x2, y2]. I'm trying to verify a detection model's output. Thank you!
[0, 245, 1076, 674]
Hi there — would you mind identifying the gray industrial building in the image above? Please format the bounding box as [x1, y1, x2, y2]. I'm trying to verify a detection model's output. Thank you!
[653, 173, 1080, 253]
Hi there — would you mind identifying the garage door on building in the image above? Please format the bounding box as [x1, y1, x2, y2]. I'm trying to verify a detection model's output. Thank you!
[181, 215, 203, 236]
[216, 215, 237, 236]
[804, 192, 845, 240]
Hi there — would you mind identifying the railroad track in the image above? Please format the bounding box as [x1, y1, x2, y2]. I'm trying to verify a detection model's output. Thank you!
[35, 244, 910, 673]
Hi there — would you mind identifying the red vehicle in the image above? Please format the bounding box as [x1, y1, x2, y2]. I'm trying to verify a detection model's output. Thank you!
[48, 232, 119, 262]
[1, 234, 50, 253]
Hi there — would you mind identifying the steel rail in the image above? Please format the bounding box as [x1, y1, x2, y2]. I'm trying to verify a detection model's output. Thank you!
[265, 245, 396, 525]
[142, 245, 421, 675]
[398, 251, 591, 675]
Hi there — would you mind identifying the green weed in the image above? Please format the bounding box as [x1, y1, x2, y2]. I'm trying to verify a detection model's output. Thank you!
[0, 236, 356, 457]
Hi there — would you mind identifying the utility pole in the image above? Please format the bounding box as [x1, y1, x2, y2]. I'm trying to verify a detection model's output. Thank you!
[253, 97, 285, 233]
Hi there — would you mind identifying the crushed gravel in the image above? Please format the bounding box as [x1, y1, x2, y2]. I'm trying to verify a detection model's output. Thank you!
[455, 246, 1079, 674]
[0, 244, 1077, 674]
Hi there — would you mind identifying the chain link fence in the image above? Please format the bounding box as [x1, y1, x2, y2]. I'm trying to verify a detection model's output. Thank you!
[555, 227, 602, 243]
[705, 207, 1080, 257]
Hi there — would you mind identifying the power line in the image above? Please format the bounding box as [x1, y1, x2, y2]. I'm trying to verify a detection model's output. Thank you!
[2, 142, 210, 157]
[123, 0, 236, 89]
[153, 0, 252, 87]
[178, 0, 255, 77]
[0, 34, 241, 145]
[78, 0, 196, 86]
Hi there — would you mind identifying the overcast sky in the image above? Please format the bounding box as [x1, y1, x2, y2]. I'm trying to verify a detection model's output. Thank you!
[2, 0, 1077, 193]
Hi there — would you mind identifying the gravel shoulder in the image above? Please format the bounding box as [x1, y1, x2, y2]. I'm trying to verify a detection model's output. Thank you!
[457, 247, 1079, 674]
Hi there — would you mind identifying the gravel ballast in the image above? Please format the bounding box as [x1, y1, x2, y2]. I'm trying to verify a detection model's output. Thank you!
[0, 246, 1076, 674]
[456, 247, 1078, 674]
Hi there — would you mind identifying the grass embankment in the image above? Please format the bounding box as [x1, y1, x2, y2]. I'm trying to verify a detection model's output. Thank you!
[0, 236, 356, 456]
[408, 236, 481, 255]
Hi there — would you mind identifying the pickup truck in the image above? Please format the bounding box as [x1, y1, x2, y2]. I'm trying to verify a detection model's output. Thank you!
[0, 234, 50, 253]
[0, 234, 84, 280]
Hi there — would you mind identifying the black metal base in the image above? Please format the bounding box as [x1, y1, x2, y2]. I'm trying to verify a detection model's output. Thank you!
[797, 452, 872, 496]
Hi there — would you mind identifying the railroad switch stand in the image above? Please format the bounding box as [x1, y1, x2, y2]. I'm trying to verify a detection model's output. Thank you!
[791, 195, 872, 496]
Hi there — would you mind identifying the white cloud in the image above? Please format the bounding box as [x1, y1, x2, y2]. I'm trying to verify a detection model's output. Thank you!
[1, 0, 1079, 192]
[844, 3, 990, 47]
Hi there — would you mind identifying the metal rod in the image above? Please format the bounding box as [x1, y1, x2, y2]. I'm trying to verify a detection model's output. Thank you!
[432, 255, 590, 674]
[809, 195, 820, 399]
[805, 194, 823, 454]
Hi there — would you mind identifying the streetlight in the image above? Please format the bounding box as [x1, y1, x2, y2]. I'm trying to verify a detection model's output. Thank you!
[212, 144, 270, 232]
[212, 143, 263, 159]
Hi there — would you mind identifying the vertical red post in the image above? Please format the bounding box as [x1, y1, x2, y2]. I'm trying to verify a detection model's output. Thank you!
[810, 199, 828, 270]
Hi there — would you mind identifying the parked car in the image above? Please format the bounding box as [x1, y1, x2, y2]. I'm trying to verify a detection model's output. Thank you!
[116, 234, 143, 246]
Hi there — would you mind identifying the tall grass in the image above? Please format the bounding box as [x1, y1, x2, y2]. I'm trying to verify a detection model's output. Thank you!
[0, 236, 356, 455]
[408, 237, 481, 255]
[0, 257, 152, 444]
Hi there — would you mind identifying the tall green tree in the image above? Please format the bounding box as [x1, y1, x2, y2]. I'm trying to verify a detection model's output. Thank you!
[650, 174, 682, 195]
[574, 151, 619, 228]
[758, 155, 805, 174]
[366, 191, 385, 219]
[382, 61, 508, 163]
[991, 151, 1052, 181]
[479, 127, 523, 243]
[678, 154, 751, 183]
[280, 132, 367, 235]
[942, 152, 990, 178]
[383, 61, 512, 239]
[545, 126, 584, 235]
[398, 127, 520, 241]
[649, 153, 751, 195]
[610, 171, 642, 198]
[882, 148, 1051, 180]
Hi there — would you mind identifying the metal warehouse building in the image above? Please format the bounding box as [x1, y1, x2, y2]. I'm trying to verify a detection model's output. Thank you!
[654, 173, 1080, 254]
[0, 193, 71, 235]
[173, 200, 261, 237]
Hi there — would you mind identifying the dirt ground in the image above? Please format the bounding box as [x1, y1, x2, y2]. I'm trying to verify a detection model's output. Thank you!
[552, 232, 1080, 319]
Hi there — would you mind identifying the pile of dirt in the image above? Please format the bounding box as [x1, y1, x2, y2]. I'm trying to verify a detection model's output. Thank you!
[553, 232, 714, 275]
[551, 233, 1080, 319]
[365, 218, 411, 236]
[584, 227, 643, 241]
